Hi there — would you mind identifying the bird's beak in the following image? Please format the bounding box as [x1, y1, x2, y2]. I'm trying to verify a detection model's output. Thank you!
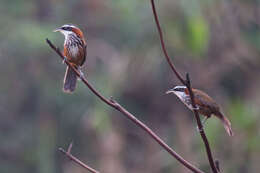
[166, 88, 175, 94]
[53, 27, 62, 32]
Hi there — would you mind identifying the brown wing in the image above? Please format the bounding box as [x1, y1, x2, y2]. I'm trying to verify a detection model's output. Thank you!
[193, 89, 220, 115]
[80, 40, 86, 66]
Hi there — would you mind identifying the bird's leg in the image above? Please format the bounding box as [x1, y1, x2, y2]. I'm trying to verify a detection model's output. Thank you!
[192, 106, 200, 111]
[196, 116, 209, 132]
[201, 116, 209, 126]
[63, 56, 67, 64]
[78, 68, 85, 80]
[196, 125, 204, 132]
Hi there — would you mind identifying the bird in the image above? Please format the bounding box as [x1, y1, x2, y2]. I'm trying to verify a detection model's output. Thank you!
[53, 24, 87, 93]
[166, 86, 233, 136]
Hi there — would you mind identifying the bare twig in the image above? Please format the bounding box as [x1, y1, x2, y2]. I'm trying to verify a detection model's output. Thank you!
[46, 39, 204, 173]
[186, 74, 219, 173]
[150, 1, 219, 172]
[150, 0, 186, 85]
[59, 142, 100, 173]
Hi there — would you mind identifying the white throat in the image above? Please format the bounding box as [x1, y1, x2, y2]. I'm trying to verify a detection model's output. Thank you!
[173, 91, 193, 110]
[60, 30, 74, 40]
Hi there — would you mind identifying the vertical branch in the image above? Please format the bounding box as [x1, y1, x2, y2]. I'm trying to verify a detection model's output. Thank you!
[149, 1, 219, 173]
[186, 74, 219, 173]
[46, 39, 204, 173]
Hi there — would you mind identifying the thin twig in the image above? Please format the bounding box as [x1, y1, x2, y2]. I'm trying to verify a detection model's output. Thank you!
[150, 0, 186, 85]
[46, 39, 204, 173]
[150, 1, 219, 173]
[59, 142, 100, 173]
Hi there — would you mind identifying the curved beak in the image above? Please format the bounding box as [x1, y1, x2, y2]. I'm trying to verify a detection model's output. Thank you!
[166, 88, 175, 94]
[53, 27, 62, 32]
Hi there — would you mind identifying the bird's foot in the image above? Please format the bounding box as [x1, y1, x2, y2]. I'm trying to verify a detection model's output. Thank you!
[196, 117, 208, 132]
[192, 106, 200, 111]
[78, 69, 85, 81]
[63, 57, 67, 64]
[201, 116, 209, 125]
[196, 125, 204, 132]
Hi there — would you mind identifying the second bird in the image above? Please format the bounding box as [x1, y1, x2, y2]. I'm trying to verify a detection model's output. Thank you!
[166, 86, 233, 136]
[54, 24, 87, 93]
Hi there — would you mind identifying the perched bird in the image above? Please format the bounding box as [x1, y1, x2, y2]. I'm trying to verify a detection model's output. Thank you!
[54, 24, 87, 93]
[166, 86, 233, 136]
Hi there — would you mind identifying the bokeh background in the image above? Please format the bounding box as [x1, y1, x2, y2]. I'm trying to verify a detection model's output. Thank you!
[0, 0, 260, 172]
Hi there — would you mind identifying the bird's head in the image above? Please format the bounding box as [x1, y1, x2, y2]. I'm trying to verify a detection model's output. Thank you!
[53, 24, 84, 39]
[166, 85, 189, 99]
[166, 86, 187, 94]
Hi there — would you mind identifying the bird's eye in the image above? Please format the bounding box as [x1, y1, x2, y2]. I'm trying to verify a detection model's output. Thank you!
[62, 27, 71, 31]
[174, 88, 185, 92]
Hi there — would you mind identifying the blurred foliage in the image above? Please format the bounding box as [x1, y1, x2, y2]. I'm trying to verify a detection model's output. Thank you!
[0, 0, 260, 173]
[185, 16, 209, 55]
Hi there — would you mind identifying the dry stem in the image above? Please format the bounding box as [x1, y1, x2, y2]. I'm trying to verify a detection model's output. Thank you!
[150, 0, 219, 172]
[59, 142, 100, 173]
[46, 38, 204, 173]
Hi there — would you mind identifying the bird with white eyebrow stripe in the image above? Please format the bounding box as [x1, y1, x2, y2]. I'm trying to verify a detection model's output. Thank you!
[166, 86, 233, 136]
[54, 24, 87, 93]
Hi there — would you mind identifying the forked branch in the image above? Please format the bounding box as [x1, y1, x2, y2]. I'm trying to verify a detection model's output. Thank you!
[46, 39, 204, 173]
[150, 0, 219, 172]
[59, 142, 100, 173]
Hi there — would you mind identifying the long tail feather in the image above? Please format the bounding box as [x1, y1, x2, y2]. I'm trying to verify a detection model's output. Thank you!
[222, 116, 233, 136]
[63, 66, 77, 93]
[216, 112, 233, 136]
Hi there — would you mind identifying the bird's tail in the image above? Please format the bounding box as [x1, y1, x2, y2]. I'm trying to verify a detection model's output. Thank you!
[216, 112, 233, 136]
[63, 66, 77, 93]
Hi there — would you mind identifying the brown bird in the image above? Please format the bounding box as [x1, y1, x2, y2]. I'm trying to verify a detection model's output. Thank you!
[166, 86, 233, 136]
[54, 24, 87, 93]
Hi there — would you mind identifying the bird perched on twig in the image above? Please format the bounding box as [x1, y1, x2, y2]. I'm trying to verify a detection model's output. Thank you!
[54, 24, 87, 93]
[166, 86, 233, 136]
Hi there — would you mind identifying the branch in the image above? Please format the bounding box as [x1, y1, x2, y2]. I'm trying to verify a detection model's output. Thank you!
[150, 0, 186, 85]
[186, 74, 219, 173]
[46, 39, 204, 173]
[150, 1, 219, 173]
[59, 142, 100, 173]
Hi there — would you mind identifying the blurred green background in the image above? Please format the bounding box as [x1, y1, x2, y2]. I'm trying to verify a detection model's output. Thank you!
[0, 0, 259, 172]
